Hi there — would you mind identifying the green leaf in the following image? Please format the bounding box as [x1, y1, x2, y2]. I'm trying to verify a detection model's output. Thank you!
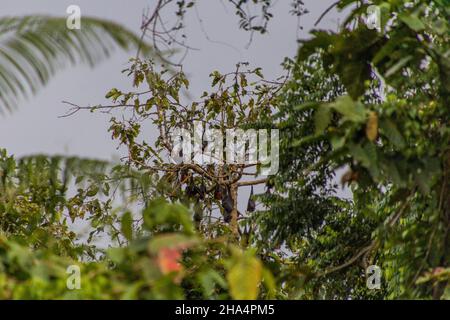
[297, 30, 334, 60]
[86, 185, 99, 197]
[254, 67, 264, 78]
[121, 211, 133, 241]
[227, 252, 262, 300]
[330, 96, 367, 123]
[349, 142, 379, 179]
[349, 143, 371, 168]
[340, 61, 371, 99]
[261, 268, 276, 299]
[314, 105, 331, 135]
[382, 160, 404, 187]
[385, 56, 413, 78]
[143, 198, 194, 234]
[379, 119, 406, 149]
[399, 14, 425, 31]
[415, 158, 441, 194]
[330, 135, 346, 150]
[148, 233, 198, 254]
[293, 101, 321, 111]
[198, 270, 228, 297]
[107, 247, 126, 265]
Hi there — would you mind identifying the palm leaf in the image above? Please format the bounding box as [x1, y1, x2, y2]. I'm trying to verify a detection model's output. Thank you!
[0, 15, 152, 113]
[16, 153, 156, 201]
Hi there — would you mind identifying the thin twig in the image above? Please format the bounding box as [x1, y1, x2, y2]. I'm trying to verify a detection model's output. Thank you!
[314, 1, 340, 27]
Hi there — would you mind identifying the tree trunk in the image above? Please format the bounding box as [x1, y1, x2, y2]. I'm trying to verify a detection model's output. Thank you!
[230, 183, 239, 237]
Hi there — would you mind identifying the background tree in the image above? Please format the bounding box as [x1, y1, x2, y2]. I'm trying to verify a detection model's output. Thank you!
[273, 0, 449, 298]
[94, 59, 283, 238]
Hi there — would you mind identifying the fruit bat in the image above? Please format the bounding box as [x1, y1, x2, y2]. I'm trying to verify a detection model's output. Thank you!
[246, 186, 256, 212]
[214, 184, 224, 200]
[180, 169, 189, 183]
[222, 187, 233, 223]
[222, 190, 233, 214]
[265, 179, 274, 194]
[193, 202, 203, 224]
[185, 176, 198, 198]
[220, 186, 243, 223]
[198, 177, 206, 200]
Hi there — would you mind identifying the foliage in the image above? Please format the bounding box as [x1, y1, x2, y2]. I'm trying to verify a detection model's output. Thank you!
[105, 59, 282, 237]
[276, 0, 450, 299]
[0, 0, 449, 300]
[0, 154, 269, 299]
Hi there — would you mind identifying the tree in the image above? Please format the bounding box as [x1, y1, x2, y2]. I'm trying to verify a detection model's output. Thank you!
[272, 0, 449, 298]
[0, 149, 274, 299]
[98, 59, 282, 238]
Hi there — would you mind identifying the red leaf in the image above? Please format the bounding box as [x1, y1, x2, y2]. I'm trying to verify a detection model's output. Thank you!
[157, 247, 183, 275]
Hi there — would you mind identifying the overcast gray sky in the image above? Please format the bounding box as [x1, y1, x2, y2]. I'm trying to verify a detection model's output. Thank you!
[0, 0, 345, 160]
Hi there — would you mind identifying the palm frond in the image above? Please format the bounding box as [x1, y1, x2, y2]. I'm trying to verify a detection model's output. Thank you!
[0, 15, 152, 113]
[15, 153, 155, 201]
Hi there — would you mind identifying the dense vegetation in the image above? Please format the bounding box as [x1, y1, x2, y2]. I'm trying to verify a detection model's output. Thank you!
[0, 0, 448, 299]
